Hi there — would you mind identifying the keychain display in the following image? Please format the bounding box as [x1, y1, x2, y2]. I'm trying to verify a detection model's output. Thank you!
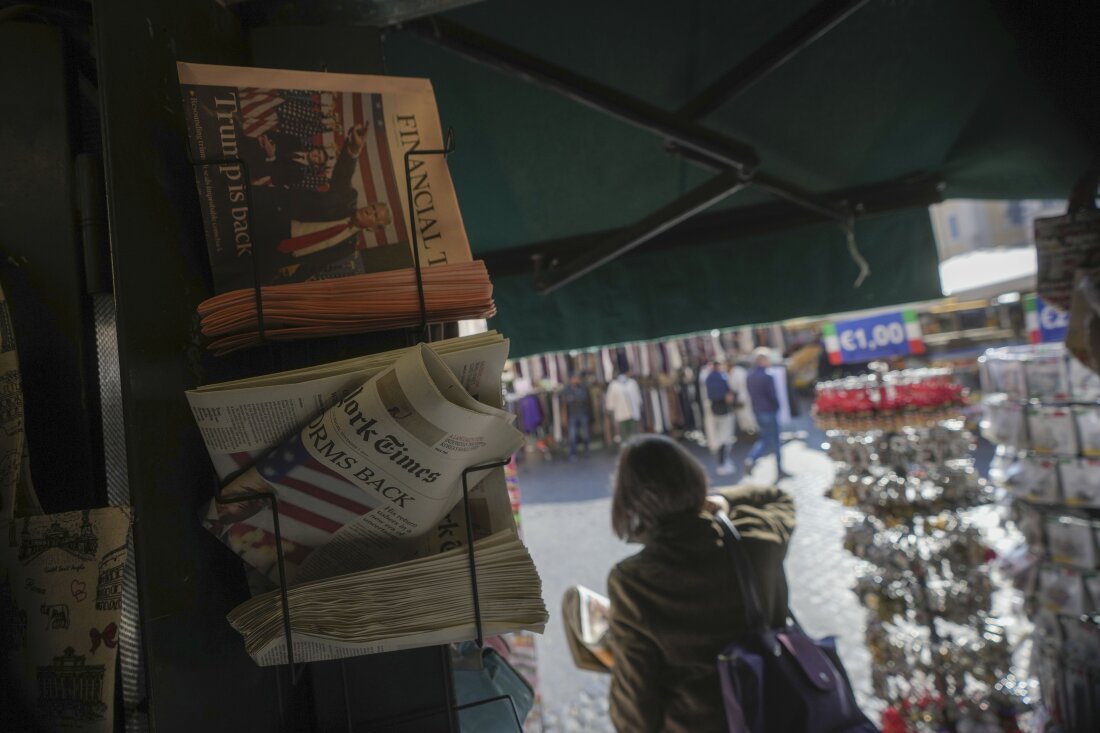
[814, 368, 968, 431]
[827, 423, 973, 474]
[982, 343, 1100, 731]
[824, 367, 1029, 731]
[829, 466, 992, 523]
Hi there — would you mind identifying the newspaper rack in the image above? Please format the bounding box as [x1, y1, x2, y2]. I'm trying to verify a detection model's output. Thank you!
[189, 127, 458, 351]
[198, 131, 526, 729]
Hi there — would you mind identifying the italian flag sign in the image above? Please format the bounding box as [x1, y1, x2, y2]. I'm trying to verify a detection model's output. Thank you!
[1025, 293, 1070, 344]
[1025, 295, 1041, 343]
[822, 310, 924, 365]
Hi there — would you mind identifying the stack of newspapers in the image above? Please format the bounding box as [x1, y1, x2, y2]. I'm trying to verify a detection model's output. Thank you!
[198, 261, 496, 356]
[186, 331, 547, 664]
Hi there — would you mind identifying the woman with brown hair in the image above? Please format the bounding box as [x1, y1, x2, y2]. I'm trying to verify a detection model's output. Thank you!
[607, 434, 795, 732]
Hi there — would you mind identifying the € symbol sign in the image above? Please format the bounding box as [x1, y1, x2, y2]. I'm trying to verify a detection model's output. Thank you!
[1040, 303, 1069, 332]
[839, 329, 857, 352]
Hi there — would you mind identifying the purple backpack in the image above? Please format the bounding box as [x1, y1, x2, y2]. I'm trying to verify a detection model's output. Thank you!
[714, 512, 879, 733]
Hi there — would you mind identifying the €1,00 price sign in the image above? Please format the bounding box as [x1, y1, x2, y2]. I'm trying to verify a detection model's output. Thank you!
[1025, 294, 1069, 344]
[822, 310, 925, 365]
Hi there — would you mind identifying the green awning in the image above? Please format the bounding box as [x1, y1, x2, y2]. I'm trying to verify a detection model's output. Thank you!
[384, 0, 1095, 356]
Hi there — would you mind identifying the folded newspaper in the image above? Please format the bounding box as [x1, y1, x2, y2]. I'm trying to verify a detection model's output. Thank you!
[200, 340, 524, 584]
[562, 585, 613, 673]
[188, 333, 546, 661]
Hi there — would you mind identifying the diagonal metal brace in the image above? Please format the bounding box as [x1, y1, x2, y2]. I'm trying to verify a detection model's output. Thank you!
[535, 168, 747, 294]
[675, 0, 872, 119]
[403, 16, 759, 173]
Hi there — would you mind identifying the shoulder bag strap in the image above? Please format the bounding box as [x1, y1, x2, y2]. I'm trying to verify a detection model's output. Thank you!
[713, 510, 768, 633]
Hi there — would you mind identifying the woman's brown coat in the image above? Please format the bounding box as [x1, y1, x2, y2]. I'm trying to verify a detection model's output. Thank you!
[608, 485, 795, 732]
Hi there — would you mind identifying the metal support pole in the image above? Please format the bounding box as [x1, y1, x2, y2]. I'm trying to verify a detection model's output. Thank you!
[401, 10, 867, 287]
[675, 0, 871, 119]
[668, 144, 849, 222]
[535, 168, 746, 294]
[481, 173, 945, 279]
[403, 17, 758, 172]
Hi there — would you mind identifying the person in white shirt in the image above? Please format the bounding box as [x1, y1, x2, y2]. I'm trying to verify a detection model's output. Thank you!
[605, 371, 643, 444]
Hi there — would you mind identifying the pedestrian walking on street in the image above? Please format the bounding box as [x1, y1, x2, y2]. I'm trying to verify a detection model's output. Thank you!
[562, 372, 592, 459]
[604, 370, 643, 444]
[606, 434, 795, 732]
[703, 357, 736, 475]
[745, 347, 791, 479]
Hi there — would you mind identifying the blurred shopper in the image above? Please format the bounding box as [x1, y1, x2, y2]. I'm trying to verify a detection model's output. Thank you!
[745, 348, 790, 479]
[728, 356, 757, 436]
[605, 370, 643, 443]
[607, 434, 795, 732]
[703, 358, 736, 475]
[562, 372, 592, 459]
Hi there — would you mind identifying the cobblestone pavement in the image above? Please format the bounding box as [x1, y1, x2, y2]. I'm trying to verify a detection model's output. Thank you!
[515, 419, 876, 732]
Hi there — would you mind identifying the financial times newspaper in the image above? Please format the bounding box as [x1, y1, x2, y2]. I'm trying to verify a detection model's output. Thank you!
[178, 62, 470, 293]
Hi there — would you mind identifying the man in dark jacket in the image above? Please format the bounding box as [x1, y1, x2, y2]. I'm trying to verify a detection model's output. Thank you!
[561, 372, 592, 459]
[608, 439, 795, 733]
[745, 347, 790, 479]
[704, 358, 736, 475]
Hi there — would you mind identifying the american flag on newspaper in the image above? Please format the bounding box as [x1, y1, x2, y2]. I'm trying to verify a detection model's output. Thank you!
[238, 88, 330, 139]
[204, 433, 380, 574]
[324, 91, 410, 248]
[237, 87, 409, 250]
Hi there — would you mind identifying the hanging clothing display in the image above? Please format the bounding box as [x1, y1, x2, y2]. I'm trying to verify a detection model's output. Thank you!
[502, 329, 788, 456]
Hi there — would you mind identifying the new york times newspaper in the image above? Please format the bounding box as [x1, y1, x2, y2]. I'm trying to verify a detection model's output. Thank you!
[197, 343, 523, 584]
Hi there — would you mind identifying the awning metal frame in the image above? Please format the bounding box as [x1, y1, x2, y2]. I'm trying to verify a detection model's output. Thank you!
[482, 172, 946, 279]
[402, 0, 887, 293]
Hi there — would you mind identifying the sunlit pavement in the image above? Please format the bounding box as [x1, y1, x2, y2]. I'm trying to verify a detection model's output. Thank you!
[514, 415, 875, 731]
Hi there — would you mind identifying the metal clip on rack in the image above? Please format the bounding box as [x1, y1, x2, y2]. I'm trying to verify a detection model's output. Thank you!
[459, 457, 511, 648]
[212, 490, 305, 683]
[404, 127, 456, 344]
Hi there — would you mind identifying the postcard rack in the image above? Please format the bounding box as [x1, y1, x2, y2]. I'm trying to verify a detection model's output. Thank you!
[981, 345, 1100, 730]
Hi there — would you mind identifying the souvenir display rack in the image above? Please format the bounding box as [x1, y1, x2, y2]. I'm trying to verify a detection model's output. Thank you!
[818, 369, 1030, 732]
[981, 344, 1100, 732]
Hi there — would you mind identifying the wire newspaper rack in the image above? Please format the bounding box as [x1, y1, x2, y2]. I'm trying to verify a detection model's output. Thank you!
[193, 132, 528, 730]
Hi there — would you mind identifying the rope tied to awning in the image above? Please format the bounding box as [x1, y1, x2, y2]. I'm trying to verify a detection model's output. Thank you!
[844, 217, 871, 288]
